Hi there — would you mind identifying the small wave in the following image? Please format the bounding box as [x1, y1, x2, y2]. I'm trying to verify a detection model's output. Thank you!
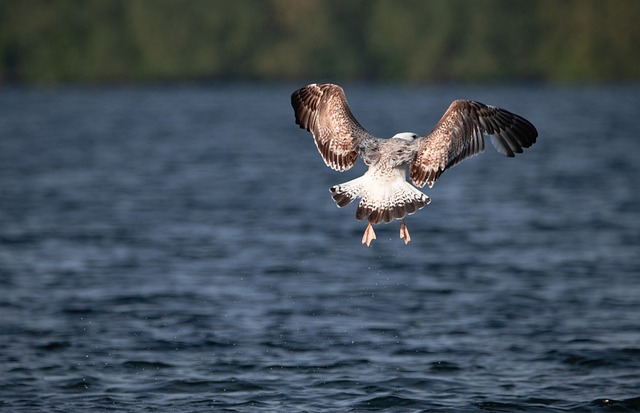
[352, 394, 426, 410]
[588, 397, 640, 411]
[121, 360, 173, 369]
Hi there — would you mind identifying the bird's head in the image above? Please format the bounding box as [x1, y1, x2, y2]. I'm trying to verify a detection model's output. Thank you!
[391, 132, 419, 141]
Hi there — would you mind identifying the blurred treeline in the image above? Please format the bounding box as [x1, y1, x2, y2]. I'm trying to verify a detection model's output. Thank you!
[1, 0, 639, 84]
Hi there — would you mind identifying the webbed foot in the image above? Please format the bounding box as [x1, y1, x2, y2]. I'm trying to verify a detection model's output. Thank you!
[400, 219, 411, 245]
[362, 223, 377, 247]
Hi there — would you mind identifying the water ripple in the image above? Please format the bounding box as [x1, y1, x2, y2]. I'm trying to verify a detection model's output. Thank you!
[1, 84, 639, 412]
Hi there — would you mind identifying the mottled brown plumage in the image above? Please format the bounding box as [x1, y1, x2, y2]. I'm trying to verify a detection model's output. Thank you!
[410, 100, 537, 188]
[291, 84, 373, 172]
[291, 83, 537, 246]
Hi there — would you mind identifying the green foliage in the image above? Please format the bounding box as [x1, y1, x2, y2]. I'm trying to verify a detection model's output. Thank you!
[1, 0, 639, 84]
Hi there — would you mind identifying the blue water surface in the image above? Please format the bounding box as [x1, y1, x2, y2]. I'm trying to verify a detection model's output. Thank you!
[1, 83, 639, 412]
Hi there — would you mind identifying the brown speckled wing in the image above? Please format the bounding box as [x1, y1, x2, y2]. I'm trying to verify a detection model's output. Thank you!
[410, 100, 537, 188]
[291, 83, 375, 172]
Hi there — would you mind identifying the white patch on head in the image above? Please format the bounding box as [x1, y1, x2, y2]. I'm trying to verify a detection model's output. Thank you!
[391, 132, 418, 141]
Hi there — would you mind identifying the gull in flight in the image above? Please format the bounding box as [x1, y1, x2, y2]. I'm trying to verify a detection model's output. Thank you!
[291, 83, 537, 246]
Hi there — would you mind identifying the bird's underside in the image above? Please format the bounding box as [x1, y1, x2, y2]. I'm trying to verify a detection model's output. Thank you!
[291, 83, 538, 246]
[329, 150, 431, 246]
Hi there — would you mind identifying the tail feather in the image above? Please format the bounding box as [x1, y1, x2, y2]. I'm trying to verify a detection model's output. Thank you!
[331, 190, 353, 208]
[392, 204, 406, 220]
[330, 177, 362, 208]
[355, 204, 372, 221]
[330, 174, 430, 225]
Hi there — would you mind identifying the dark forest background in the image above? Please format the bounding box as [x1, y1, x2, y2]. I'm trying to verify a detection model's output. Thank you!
[1, 0, 639, 84]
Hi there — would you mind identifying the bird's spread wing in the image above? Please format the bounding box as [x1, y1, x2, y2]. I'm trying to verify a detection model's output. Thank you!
[291, 83, 376, 171]
[410, 100, 537, 188]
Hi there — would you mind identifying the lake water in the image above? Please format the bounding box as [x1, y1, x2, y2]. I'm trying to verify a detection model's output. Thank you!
[1, 83, 639, 412]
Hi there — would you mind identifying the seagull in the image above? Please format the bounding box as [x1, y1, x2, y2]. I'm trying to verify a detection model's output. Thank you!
[291, 83, 537, 247]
